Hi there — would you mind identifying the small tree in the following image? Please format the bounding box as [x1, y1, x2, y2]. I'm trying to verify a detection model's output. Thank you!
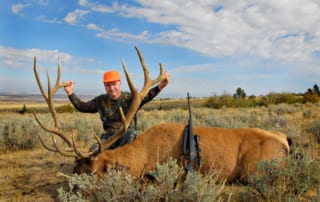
[304, 84, 320, 103]
[18, 104, 27, 114]
[313, 84, 320, 96]
[233, 87, 246, 99]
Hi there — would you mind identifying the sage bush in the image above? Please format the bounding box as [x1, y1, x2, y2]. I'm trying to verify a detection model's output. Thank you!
[57, 158, 226, 201]
[0, 113, 40, 151]
[240, 155, 320, 201]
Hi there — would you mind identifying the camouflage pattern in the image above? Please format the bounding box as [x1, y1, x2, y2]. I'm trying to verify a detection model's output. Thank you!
[68, 86, 161, 137]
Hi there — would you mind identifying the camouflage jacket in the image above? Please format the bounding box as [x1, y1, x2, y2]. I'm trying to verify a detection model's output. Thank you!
[68, 86, 160, 135]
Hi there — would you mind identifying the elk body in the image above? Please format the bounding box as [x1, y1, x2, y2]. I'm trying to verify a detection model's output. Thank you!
[90, 123, 290, 182]
[33, 47, 290, 183]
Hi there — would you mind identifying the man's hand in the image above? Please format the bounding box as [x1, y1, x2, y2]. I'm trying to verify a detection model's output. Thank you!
[159, 72, 170, 90]
[63, 80, 74, 95]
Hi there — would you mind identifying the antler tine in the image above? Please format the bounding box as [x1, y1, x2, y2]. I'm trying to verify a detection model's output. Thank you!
[46, 71, 60, 129]
[52, 57, 66, 94]
[37, 134, 58, 152]
[120, 59, 141, 128]
[121, 58, 138, 95]
[34, 57, 48, 101]
[55, 57, 61, 91]
[151, 63, 165, 85]
[134, 46, 150, 87]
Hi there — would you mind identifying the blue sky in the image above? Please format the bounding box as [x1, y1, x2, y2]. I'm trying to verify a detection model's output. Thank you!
[1, 0, 320, 98]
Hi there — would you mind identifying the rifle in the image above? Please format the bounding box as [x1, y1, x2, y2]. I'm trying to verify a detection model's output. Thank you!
[183, 92, 199, 173]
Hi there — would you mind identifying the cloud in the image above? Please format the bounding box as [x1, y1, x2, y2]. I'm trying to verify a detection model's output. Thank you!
[89, 3, 117, 13]
[0, 45, 103, 74]
[74, 0, 320, 69]
[0, 45, 118, 94]
[78, 0, 88, 6]
[0, 46, 70, 71]
[96, 29, 149, 42]
[78, 0, 118, 13]
[64, 9, 90, 25]
[86, 23, 104, 32]
[11, 3, 30, 16]
[61, 0, 320, 90]
[7, 0, 319, 96]
[113, 0, 320, 65]
[37, 15, 63, 24]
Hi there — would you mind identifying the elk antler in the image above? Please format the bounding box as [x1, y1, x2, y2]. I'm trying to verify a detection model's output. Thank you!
[33, 57, 101, 158]
[101, 47, 166, 150]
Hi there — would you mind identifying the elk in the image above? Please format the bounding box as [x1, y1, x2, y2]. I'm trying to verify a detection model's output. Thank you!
[33, 47, 291, 183]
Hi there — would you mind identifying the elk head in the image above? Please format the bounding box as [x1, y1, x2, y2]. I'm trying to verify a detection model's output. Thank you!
[33, 47, 165, 174]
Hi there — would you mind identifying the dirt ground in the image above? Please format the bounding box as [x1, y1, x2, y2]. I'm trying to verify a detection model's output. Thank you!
[0, 149, 74, 201]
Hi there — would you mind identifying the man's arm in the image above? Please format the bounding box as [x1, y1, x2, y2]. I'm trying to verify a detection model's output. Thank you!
[64, 80, 98, 113]
[139, 86, 161, 107]
[68, 93, 98, 113]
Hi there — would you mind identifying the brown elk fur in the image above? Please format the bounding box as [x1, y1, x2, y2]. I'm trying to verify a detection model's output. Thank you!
[88, 123, 290, 182]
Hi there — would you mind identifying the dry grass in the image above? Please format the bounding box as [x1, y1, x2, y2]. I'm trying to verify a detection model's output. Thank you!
[0, 101, 320, 201]
[0, 101, 69, 111]
[0, 149, 74, 201]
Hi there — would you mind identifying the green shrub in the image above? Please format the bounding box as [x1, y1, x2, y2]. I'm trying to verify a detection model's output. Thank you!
[0, 112, 103, 152]
[17, 104, 28, 114]
[56, 104, 77, 113]
[57, 158, 226, 201]
[206, 92, 304, 109]
[265, 92, 304, 105]
[267, 103, 299, 115]
[0, 114, 40, 151]
[240, 156, 320, 201]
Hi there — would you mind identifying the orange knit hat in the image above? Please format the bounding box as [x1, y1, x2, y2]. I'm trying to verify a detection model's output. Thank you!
[103, 70, 121, 83]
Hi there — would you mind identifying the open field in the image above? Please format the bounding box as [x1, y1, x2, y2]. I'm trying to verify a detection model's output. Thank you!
[0, 102, 68, 110]
[0, 99, 319, 201]
[0, 93, 69, 112]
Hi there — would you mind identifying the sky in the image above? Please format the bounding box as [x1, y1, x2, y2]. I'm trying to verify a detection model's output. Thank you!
[1, 0, 320, 98]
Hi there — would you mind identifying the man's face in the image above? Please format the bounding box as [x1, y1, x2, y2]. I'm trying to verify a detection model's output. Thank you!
[104, 80, 121, 100]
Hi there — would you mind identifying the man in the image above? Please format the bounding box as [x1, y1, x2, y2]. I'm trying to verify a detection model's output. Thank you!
[63, 70, 170, 150]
